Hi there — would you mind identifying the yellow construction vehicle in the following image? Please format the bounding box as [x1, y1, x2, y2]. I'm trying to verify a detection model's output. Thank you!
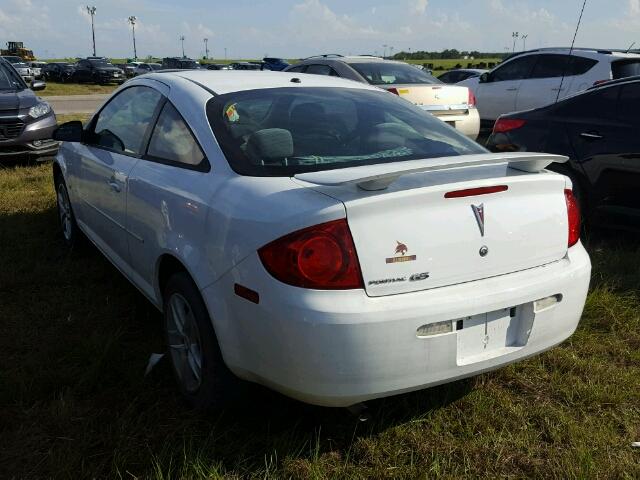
[1, 41, 35, 61]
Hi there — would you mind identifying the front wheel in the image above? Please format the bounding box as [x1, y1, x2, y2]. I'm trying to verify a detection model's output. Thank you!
[163, 272, 240, 410]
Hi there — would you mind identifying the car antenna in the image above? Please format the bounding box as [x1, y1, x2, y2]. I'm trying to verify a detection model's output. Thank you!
[626, 41, 636, 53]
[555, 0, 588, 104]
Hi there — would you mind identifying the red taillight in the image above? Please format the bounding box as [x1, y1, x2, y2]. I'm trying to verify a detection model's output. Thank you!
[445, 185, 508, 199]
[493, 118, 526, 134]
[258, 219, 363, 290]
[468, 89, 476, 107]
[387, 87, 399, 95]
[592, 79, 609, 87]
[565, 189, 581, 247]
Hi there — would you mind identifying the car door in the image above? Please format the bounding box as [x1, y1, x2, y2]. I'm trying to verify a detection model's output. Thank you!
[126, 100, 210, 298]
[556, 84, 620, 200]
[473, 54, 538, 121]
[74, 85, 164, 268]
[515, 54, 573, 111]
[75, 60, 91, 82]
[590, 82, 640, 212]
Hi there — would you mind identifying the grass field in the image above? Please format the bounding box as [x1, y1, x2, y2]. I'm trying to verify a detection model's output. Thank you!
[0, 160, 638, 478]
[39, 82, 118, 97]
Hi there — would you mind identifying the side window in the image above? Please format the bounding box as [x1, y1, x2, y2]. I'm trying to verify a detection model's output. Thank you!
[618, 83, 640, 124]
[555, 85, 619, 119]
[491, 55, 537, 82]
[529, 54, 570, 79]
[305, 64, 335, 76]
[568, 56, 597, 76]
[287, 65, 306, 73]
[91, 86, 163, 154]
[147, 102, 205, 167]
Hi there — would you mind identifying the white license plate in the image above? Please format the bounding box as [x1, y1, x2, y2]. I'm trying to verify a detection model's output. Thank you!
[456, 307, 532, 366]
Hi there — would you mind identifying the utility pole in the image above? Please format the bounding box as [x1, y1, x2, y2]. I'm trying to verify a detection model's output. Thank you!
[389, 46, 394, 58]
[521, 34, 528, 51]
[86, 6, 97, 56]
[382, 44, 388, 58]
[203, 38, 209, 60]
[128, 16, 137, 60]
[511, 32, 519, 54]
[179, 35, 185, 58]
[224, 47, 227, 60]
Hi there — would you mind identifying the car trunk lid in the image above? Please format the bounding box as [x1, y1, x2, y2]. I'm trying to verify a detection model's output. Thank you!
[388, 84, 471, 116]
[294, 153, 570, 297]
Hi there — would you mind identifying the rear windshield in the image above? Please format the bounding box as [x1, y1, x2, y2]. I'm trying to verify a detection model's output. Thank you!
[206, 87, 485, 177]
[612, 60, 640, 79]
[349, 62, 441, 85]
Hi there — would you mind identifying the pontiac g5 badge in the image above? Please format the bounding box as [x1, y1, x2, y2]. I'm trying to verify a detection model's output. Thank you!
[471, 204, 485, 237]
[386, 241, 417, 264]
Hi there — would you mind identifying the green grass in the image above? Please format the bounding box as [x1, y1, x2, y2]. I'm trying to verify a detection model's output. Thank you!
[39, 82, 118, 97]
[0, 164, 638, 478]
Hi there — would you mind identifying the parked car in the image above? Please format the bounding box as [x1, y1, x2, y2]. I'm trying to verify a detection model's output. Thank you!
[486, 76, 640, 229]
[162, 57, 201, 69]
[206, 63, 231, 70]
[73, 57, 125, 84]
[439, 68, 487, 84]
[115, 63, 136, 77]
[134, 63, 162, 76]
[42, 62, 76, 82]
[0, 58, 57, 160]
[52, 70, 590, 409]
[261, 57, 290, 71]
[1, 55, 33, 83]
[285, 55, 480, 139]
[459, 47, 640, 127]
[29, 61, 46, 80]
[229, 62, 262, 70]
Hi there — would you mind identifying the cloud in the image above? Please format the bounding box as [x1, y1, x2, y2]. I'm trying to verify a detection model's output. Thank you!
[630, 0, 640, 15]
[411, 0, 428, 15]
[289, 0, 379, 39]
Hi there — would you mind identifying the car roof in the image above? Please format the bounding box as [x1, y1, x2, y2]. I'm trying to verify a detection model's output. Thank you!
[504, 47, 640, 62]
[150, 70, 380, 95]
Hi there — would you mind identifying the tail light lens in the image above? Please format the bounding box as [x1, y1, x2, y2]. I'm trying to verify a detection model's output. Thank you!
[493, 118, 526, 134]
[387, 87, 400, 95]
[565, 189, 581, 247]
[468, 89, 477, 107]
[258, 219, 363, 290]
[592, 79, 609, 87]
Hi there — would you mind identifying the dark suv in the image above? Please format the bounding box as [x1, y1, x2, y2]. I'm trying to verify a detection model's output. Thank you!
[42, 62, 76, 83]
[72, 58, 125, 84]
[0, 58, 58, 161]
[161, 57, 201, 70]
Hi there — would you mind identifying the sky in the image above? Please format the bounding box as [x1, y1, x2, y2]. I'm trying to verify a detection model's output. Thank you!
[1, 0, 640, 59]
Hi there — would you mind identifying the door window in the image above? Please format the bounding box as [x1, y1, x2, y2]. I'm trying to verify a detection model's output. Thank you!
[90, 86, 163, 155]
[305, 64, 338, 76]
[490, 55, 537, 81]
[147, 102, 206, 167]
[529, 54, 597, 79]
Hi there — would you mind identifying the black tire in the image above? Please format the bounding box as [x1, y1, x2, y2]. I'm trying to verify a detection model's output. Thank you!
[163, 272, 240, 410]
[54, 174, 82, 248]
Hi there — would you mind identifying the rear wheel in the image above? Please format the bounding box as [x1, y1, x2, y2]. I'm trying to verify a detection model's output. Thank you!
[55, 175, 81, 248]
[163, 272, 240, 409]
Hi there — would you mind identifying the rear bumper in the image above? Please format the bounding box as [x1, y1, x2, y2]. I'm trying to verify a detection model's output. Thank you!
[203, 243, 591, 407]
[424, 106, 480, 140]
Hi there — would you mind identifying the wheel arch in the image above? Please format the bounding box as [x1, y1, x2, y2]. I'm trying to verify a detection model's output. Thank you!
[155, 253, 203, 310]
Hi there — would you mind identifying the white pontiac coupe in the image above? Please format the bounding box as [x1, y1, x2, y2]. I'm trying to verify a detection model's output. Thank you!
[52, 70, 591, 409]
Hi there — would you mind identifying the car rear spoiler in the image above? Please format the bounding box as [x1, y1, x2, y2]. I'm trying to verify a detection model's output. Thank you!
[294, 153, 568, 191]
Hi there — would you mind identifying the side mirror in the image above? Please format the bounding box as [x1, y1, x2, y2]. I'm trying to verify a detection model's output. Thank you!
[479, 73, 490, 84]
[31, 80, 46, 91]
[53, 121, 84, 143]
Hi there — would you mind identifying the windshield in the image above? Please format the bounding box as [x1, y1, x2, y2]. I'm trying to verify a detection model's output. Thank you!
[0, 62, 26, 90]
[349, 62, 442, 85]
[3, 56, 22, 64]
[180, 60, 199, 68]
[150, 64, 162, 70]
[207, 87, 485, 177]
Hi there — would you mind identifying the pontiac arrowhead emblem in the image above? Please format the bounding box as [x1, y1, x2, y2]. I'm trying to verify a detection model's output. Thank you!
[471, 204, 485, 237]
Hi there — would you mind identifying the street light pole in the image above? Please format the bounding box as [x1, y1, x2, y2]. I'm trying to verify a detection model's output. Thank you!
[511, 32, 519, 54]
[128, 16, 137, 60]
[179, 35, 185, 58]
[382, 44, 388, 58]
[224, 47, 227, 60]
[521, 34, 528, 51]
[86, 6, 97, 56]
[203, 38, 209, 60]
